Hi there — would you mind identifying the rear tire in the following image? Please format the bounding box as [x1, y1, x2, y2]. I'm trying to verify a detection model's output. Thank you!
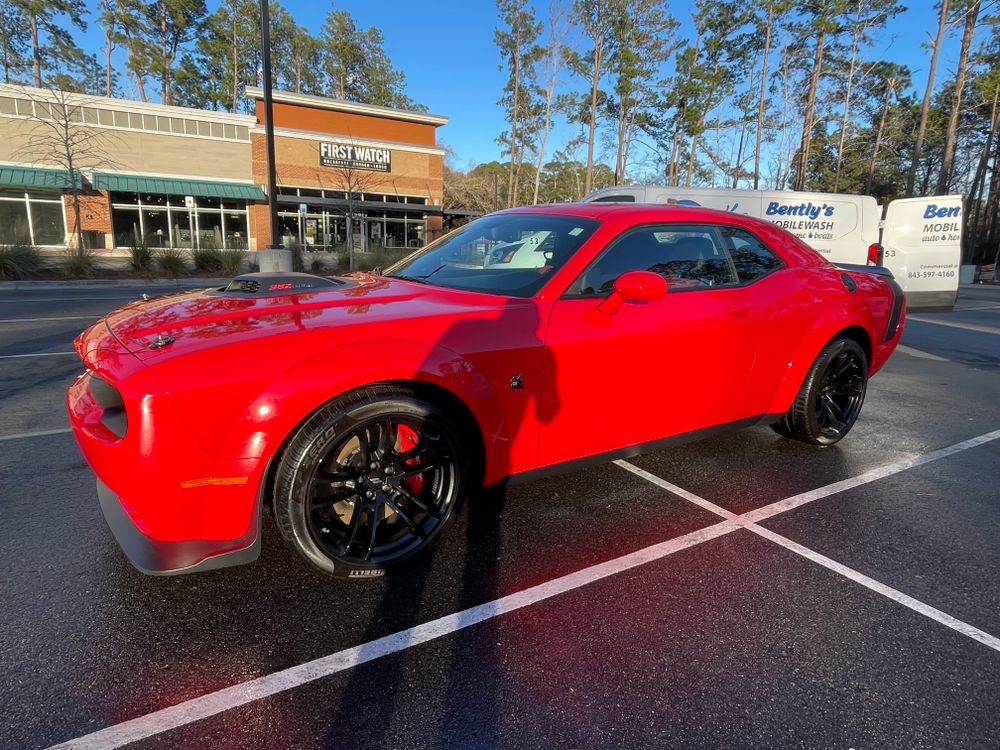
[773, 336, 868, 446]
[273, 385, 467, 579]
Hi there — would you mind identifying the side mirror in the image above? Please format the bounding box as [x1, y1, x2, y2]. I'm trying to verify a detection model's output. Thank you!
[597, 270, 667, 315]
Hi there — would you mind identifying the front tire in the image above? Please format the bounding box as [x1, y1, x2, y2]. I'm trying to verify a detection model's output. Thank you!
[273, 386, 467, 578]
[771, 336, 868, 446]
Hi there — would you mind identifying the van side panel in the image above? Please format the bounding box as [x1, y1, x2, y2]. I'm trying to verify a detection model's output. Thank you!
[881, 195, 962, 312]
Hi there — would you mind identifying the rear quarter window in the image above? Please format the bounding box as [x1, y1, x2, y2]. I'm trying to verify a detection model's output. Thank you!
[719, 225, 784, 282]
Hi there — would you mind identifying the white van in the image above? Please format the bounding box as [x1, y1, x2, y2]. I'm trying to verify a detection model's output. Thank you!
[581, 185, 962, 312]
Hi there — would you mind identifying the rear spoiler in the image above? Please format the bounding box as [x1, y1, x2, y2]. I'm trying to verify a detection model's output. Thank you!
[834, 262, 895, 279]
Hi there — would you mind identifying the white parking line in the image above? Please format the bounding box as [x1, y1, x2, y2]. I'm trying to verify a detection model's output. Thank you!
[0, 316, 97, 323]
[47, 426, 1000, 750]
[0, 427, 72, 442]
[908, 315, 1000, 335]
[895, 344, 948, 362]
[619, 431, 1000, 651]
[47, 520, 742, 750]
[0, 351, 76, 360]
[749, 526, 1000, 652]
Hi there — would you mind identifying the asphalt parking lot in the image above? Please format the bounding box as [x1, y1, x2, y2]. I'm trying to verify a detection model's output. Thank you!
[2, 281, 999, 750]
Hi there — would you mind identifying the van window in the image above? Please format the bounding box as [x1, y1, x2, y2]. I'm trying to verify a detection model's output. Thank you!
[572, 224, 737, 294]
[719, 226, 783, 282]
[590, 194, 636, 203]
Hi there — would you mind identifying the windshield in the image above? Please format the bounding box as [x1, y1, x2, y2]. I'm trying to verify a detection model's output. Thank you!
[385, 213, 600, 297]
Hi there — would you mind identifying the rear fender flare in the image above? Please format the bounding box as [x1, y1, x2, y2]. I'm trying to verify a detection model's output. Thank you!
[766, 302, 876, 415]
[220, 338, 503, 463]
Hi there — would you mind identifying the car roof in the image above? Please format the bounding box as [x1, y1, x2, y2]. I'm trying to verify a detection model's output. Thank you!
[498, 201, 759, 225]
[498, 201, 816, 244]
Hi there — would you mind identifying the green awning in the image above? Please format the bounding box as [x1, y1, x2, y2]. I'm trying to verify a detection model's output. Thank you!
[0, 165, 79, 189]
[92, 172, 266, 201]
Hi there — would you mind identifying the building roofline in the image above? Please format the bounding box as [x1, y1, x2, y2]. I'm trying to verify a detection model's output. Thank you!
[0, 84, 258, 126]
[244, 87, 448, 127]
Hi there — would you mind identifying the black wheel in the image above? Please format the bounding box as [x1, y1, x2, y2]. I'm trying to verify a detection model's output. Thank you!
[273, 385, 467, 578]
[774, 336, 868, 446]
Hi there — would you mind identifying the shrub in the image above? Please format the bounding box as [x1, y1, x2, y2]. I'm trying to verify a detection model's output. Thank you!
[157, 247, 187, 277]
[192, 246, 224, 273]
[219, 248, 245, 276]
[61, 251, 99, 279]
[0, 243, 44, 279]
[128, 236, 154, 272]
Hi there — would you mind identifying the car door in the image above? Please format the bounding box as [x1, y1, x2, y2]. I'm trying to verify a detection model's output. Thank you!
[537, 223, 759, 468]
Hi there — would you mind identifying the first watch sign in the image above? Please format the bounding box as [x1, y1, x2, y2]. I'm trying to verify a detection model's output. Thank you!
[320, 142, 392, 173]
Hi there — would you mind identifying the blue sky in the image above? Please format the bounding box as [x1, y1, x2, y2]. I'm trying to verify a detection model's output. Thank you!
[76, 1, 984, 170]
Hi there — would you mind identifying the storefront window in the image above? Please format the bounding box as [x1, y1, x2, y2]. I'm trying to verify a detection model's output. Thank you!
[143, 206, 170, 248]
[0, 190, 66, 246]
[0, 199, 30, 243]
[197, 210, 223, 247]
[224, 212, 248, 249]
[109, 193, 249, 250]
[112, 207, 140, 247]
[30, 201, 65, 245]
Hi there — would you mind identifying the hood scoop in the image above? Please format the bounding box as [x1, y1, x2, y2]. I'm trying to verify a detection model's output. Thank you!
[212, 272, 347, 297]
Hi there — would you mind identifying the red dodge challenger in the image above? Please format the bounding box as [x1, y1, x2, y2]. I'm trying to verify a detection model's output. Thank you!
[67, 204, 905, 578]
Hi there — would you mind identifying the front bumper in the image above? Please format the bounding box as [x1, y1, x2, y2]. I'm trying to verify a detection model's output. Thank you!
[96, 477, 263, 575]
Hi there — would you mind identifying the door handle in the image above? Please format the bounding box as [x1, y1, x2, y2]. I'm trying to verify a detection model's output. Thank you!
[728, 303, 751, 318]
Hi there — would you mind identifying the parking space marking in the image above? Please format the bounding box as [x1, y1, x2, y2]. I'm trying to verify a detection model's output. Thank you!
[908, 316, 1000, 335]
[0, 316, 98, 323]
[46, 519, 741, 750]
[0, 427, 72, 442]
[895, 344, 948, 361]
[741, 427, 1000, 525]
[618, 430, 1000, 654]
[0, 351, 76, 360]
[613, 460, 738, 519]
[44, 427, 1000, 750]
[749, 525, 1000, 653]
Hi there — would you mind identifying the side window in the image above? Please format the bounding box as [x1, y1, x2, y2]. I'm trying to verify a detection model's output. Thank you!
[719, 225, 784, 282]
[574, 224, 737, 294]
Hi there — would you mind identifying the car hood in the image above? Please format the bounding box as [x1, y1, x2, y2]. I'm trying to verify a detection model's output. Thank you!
[103, 274, 502, 361]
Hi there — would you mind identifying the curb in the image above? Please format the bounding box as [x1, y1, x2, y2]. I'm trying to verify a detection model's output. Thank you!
[0, 277, 226, 291]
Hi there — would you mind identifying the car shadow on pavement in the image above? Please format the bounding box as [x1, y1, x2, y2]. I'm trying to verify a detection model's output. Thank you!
[318, 299, 552, 747]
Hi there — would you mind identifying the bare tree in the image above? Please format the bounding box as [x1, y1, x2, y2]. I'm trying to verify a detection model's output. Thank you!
[865, 74, 898, 194]
[937, 0, 981, 193]
[317, 153, 389, 270]
[907, 0, 950, 196]
[832, 0, 902, 192]
[570, 0, 621, 195]
[532, 0, 567, 204]
[17, 86, 118, 255]
[753, 1, 777, 189]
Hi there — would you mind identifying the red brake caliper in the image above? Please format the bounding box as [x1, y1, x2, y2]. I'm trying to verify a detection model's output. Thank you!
[397, 425, 425, 495]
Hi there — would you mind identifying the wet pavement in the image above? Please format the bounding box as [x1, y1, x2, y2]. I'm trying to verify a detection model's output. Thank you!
[1, 282, 999, 749]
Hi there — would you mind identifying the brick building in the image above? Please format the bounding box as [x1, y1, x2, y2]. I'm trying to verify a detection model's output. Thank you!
[0, 84, 448, 254]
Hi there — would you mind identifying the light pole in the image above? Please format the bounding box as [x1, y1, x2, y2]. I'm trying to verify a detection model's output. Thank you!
[260, 0, 281, 251]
